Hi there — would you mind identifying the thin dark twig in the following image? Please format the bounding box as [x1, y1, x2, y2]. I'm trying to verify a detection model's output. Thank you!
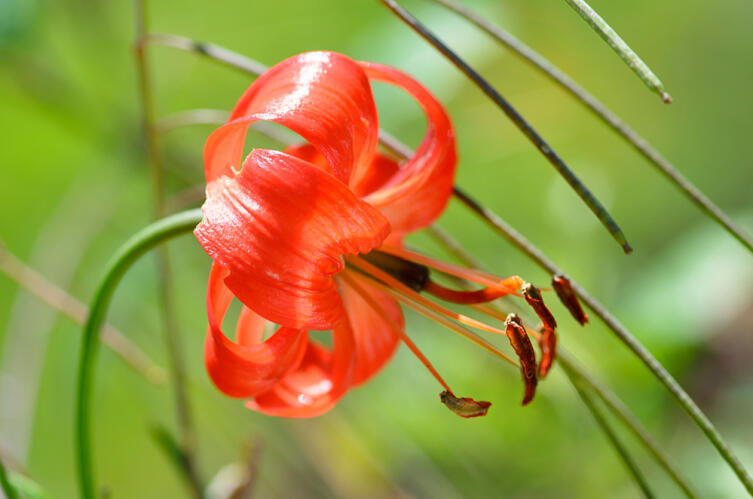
[145, 33, 268, 76]
[133, 2, 203, 497]
[426, 0, 753, 257]
[571, 379, 655, 498]
[379, 0, 631, 254]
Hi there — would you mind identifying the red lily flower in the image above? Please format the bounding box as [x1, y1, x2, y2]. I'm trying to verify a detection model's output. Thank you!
[195, 51, 552, 417]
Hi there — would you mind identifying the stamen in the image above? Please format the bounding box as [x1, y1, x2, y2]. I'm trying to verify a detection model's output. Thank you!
[439, 391, 491, 418]
[424, 278, 513, 304]
[552, 274, 589, 325]
[537, 326, 557, 379]
[378, 246, 523, 293]
[504, 314, 538, 405]
[348, 256, 511, 339]
[343, 272, 492, 418]
[522, 282, 557, 330]
[340, 272, 451, 392]
[361, 250, 429, 292]
[351, 266, 517, 367]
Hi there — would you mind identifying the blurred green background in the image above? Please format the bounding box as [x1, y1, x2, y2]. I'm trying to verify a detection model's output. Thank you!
[1, 0, 752, 497]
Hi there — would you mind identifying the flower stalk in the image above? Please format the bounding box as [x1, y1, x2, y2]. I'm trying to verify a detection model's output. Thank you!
[75, 208, 202, 499]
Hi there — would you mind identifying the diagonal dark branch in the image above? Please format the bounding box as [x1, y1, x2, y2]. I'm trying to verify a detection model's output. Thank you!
[379, 0, 631, 254]
[426, 0, 753, 256]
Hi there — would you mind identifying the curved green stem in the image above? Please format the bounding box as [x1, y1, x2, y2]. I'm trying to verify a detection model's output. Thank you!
[75, 209, 202, 499]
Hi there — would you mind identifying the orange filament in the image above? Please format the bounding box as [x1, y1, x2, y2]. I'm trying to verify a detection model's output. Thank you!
[349, 256, 511, 339]
[425, 279, 512, 305]
[347, 261, 517, 367]
[340, 271, 452, 393]
[378, 245, 523, 295]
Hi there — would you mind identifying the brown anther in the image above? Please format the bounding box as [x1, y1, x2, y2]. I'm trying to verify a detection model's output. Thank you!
[537, 326, 557, 378]
[504, 314, 538, 405]
[439, 391, 491, 418]
[522, 282, 557, 330]
[552, 274, 588, 325]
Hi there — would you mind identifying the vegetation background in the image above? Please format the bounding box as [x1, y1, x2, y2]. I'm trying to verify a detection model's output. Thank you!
[1, 0, 752, 497]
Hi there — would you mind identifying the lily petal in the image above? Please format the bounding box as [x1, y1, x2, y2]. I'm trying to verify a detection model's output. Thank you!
[195, 149, 390, 330]
[340, 276, 403, 386]
[204, 263, 309, 398]
[360, 63, 457, 236]
[204, 51, 378, 184]
[248, 320, 356, 418]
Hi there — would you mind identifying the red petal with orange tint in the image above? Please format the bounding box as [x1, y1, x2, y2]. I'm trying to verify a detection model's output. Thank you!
[204, 51, 378, 184]
[204, 263, 308, 398]
[359, 63, 457, 236]
[196, 149, 390, 330]
[248, 320, 357, 418]
[340, 277, 403, 386]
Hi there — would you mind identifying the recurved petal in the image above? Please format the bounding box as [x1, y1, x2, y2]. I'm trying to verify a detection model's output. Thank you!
[340, 275, 403, 386]
[359, 63, 457, 236]
[195, 149, 390, 330]
[204, 51, 378, 184]
[204, 263, 309, 398]
[247, 319, 357, 418]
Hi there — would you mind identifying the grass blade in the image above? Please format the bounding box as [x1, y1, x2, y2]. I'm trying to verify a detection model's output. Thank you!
[561, 0, 671, 102]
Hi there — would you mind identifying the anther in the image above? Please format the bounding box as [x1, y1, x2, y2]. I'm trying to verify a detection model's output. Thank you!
[537, 326, 557, 378]
[522, 282, 557, 330]
[552, 275, 588, 325]
[504, 314, 538, 405]
[439, 390, 491, 418]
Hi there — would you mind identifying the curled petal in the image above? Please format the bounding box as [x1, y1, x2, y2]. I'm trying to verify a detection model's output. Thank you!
[359, 62, 457, 236]
[248, 320, 357, 418]
[204, 263, 308, 398]
[195, 149, 390, 330]
[205, 51, 378, 184]
[340, 276, 403, 386]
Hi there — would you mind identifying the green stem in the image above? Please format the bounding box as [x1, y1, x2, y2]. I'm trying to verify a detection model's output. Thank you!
[570, 377, 655, 498]
[561, 0, 670, 102]
[558, 353, 696, 498]
[427, 0, 753, 256]
[75, 209, 202, 499]
[427, 224, 696, 498]
[0, 456, 18, 499]
[379, 0, 631, 254]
